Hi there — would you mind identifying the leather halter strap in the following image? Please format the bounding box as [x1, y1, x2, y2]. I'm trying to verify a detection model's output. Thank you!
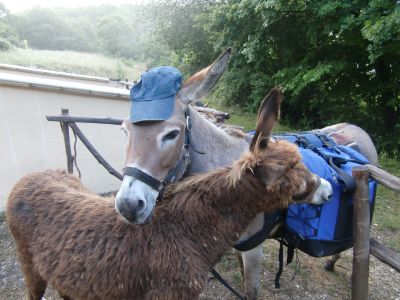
[123, 108, 196, 199]
[124, 167, 164, 191]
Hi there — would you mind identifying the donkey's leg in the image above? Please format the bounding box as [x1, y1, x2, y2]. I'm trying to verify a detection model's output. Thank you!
[236, 251, 245, 279]
[242, 244, 263, 300]
[324, 253, 342, 271]
[19, 258, 47, 300]
[238, 213, 265, 300]
[14, 244, 47, 300]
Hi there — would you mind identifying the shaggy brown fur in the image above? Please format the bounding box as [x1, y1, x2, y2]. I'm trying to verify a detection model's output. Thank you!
[6, 139, 318, 300]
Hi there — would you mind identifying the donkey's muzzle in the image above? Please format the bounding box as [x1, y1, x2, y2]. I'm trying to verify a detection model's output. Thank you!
[115, 197, 149, 224]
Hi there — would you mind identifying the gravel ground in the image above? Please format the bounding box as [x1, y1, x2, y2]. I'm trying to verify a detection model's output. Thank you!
[1, 213, 399, 300]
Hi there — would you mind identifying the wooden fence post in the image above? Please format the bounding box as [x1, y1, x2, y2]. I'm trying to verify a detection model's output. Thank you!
[352, 166, 370, 300]
[60, 108, 74, 174]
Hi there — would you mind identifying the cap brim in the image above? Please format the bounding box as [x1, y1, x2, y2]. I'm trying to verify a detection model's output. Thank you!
[130, 95, 175, 123]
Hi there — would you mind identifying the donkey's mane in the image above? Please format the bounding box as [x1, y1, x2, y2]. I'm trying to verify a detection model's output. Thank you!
[162, 139, 302, 215]
[193, 105, 248, 139]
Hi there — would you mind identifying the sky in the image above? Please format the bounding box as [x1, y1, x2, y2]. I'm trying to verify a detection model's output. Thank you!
[2, 0, 152, 13]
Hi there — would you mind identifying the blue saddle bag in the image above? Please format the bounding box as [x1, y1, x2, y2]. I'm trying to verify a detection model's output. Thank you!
[273, 132, 377, 257]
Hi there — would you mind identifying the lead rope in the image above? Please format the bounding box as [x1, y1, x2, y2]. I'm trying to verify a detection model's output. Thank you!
[72, 129, 82, 179]
[210, 268, 245, 300]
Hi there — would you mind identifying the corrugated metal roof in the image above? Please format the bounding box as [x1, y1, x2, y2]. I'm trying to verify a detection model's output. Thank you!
[0, 72, 130, 99]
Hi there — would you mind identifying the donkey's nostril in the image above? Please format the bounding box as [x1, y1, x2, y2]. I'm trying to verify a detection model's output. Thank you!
[137, 199, 146, 212]
[125, 198, 144, 212]
[116, 197, 148, 224]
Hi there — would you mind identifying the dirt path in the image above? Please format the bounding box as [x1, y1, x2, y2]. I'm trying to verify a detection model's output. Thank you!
[1, 213, 399, 300]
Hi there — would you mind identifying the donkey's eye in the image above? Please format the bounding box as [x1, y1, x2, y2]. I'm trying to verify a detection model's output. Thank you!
[259, 138, 268, 150]
[162, 130, 180, 142]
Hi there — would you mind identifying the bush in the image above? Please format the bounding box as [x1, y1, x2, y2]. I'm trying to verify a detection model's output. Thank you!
[0, 38, 12, 51]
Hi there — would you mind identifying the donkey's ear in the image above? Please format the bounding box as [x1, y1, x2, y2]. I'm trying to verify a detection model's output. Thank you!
[177, 48, 232, 105]
[249, 87, 282, 152]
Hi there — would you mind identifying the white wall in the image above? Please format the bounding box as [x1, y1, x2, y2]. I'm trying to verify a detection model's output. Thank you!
[0, 82, 130, 211]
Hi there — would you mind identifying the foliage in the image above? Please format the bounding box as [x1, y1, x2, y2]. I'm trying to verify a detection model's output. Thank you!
[0, 37, 11, 50]
[155, 0, 399, 153]
[0, 4, 165, 62]
[0, 2, 22, 49]
[149, 0, 219, 75]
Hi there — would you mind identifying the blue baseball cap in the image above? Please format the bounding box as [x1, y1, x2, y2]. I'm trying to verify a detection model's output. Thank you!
[130, 66, 183, 123]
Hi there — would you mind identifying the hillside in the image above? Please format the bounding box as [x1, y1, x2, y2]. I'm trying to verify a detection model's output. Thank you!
[0, 48, 146, 81]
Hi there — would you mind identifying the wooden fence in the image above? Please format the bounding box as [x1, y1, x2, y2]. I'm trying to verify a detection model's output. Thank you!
[352, 165, 400, 299]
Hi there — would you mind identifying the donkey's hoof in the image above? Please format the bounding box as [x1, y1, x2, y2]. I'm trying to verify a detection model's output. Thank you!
[323, 261, 335, 272]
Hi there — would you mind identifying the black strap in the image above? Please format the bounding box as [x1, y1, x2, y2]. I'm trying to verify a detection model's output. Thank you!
[234, 211, 282, 252]
[164, 147, 191, 184]
[210, 268, 245, 300]
[287, 246, 294, 265]
[274, 241, 296, 289]
[327, 157, 356, 193]
[124, 167, 163, 191]
[290, 133, 369, 193]
[185, 109, 206, 155]
[275, 241, 284, 288]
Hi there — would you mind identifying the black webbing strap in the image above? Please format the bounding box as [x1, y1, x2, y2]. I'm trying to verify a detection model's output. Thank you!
[234, 211, 282, 252]
[210, 268, 245, 300]
[287, 246, 294, 265]
[164, 147, 191, 184]
[275, 241, 284, 289]
[327, 157, 355, 193]
[274, 238, 297, 289]
[124, 167, 163, 191]
[185, 108, 205, 155]
[292, 133, 369, 193]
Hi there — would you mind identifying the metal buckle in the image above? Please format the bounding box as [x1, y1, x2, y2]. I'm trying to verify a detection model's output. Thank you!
[186, 115, 192, 132]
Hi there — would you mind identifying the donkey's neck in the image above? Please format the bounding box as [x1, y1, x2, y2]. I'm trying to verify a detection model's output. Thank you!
[159, 169, 261, 266]
[187, 106, 249, 174]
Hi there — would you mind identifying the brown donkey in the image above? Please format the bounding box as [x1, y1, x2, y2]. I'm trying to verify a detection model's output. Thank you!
[6, 92, 330, 300]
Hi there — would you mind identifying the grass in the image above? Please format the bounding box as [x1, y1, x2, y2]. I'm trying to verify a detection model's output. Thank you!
[206, 100, 292, 133]
[371, 153, 400, 250]
[0, 48, 146, 80]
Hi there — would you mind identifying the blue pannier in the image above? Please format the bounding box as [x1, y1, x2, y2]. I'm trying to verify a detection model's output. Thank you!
[274, 132, 377, 257]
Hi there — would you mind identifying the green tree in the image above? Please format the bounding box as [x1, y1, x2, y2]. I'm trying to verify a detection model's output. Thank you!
[151, 0, 219, 75]
[0, 2, 21, 50]
[192, 0, 400, 152]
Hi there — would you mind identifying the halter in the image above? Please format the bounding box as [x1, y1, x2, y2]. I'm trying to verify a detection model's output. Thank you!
[123, 108, 202, 201]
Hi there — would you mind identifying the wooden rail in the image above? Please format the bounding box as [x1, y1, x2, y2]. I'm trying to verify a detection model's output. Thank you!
[366, 164, 400, 192]
[352, 164, 400, 300]
[46, 109, 124, 180]
[46, 115, 123, 125]
[46, 107, 230, 181]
